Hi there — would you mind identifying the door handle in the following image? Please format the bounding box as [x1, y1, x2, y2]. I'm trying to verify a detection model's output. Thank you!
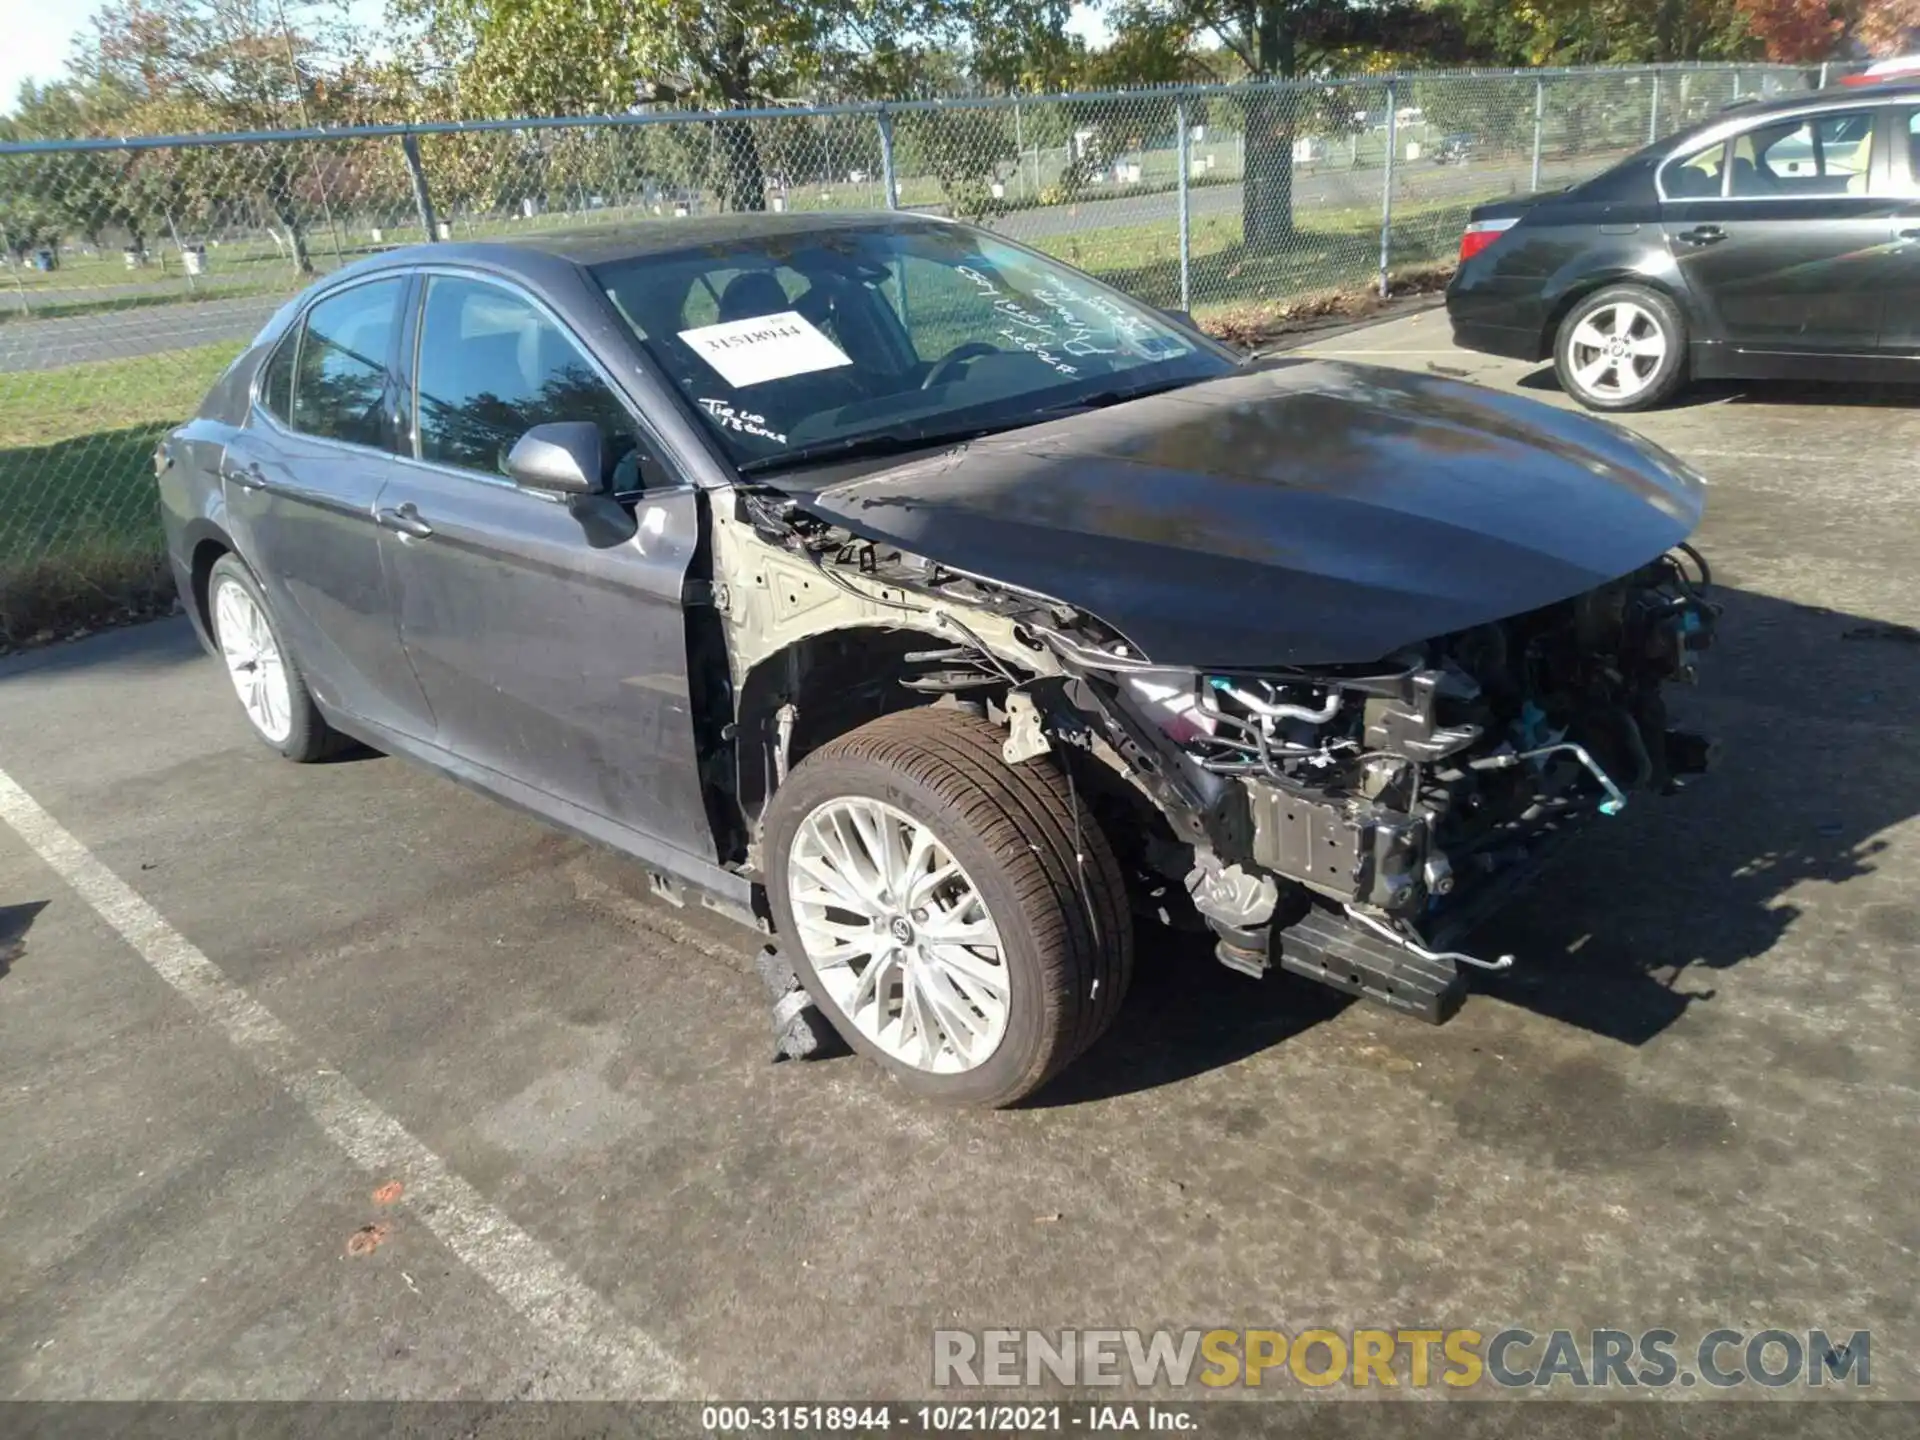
[225, 461, 266, 491]
[1898, 228, 1920, 241]
[376, 502, 434, 539]
[1676, 225, 1727, 246]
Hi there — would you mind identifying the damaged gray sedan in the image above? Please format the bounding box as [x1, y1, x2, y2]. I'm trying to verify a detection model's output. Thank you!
[158, 214, 1718, 1107]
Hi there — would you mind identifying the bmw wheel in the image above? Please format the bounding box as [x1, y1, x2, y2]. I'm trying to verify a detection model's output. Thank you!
[1554, 284, 1687, 413]
[207, 554, 345, 762]
[763, 708, 1132, 1107]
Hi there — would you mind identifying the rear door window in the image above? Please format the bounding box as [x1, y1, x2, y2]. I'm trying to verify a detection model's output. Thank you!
[288, 278, 404, 448]
[1729, 110, 1878, 197]
[1666, 138, 1727, 198]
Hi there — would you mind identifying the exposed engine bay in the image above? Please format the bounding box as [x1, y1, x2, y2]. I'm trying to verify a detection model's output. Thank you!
[721, 492, 1719, 1023]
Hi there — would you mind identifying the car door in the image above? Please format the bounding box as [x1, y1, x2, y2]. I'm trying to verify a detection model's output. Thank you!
[374, 269, 716, 859]
[1874, 106, 1920, 354]
[1659, 106, 1896, 357]
[221, 275, 436, 738]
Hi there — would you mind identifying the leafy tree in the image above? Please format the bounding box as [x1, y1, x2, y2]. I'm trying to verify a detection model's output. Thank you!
[1851, 0, 1920, 53]
[389, 0, 1091, 210]
[1736, 0, 1843, 58]
[62, 0, 364, 270]
[397, 0, 927, 209]
[1449, 0, 1756, 64]
[1075, 2, 1475, 248]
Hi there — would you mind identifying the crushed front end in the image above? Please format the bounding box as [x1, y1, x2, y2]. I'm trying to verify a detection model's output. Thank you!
[741, 481, 1719, 1026]
[1066, 547, 1720, 1020]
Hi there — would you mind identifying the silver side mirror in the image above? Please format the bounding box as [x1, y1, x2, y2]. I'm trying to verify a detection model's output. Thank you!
[506, 421, 604, 496]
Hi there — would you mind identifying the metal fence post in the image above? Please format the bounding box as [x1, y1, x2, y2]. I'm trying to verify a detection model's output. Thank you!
[1013, 101, 1024, 202]
[1819, 62, 1831, 89]
[877, 108, 899, 210]
[1176, 95, 1192, 313]
[399, 133, 438, 240]
[1530, 78, 1546, 193]
[0, 224, 29, 315]
[1649, 73, 1662, 144]
[1379, 79, 1397, 299]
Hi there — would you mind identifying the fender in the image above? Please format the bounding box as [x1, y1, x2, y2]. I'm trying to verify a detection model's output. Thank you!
[1539, 246, 1699, 357]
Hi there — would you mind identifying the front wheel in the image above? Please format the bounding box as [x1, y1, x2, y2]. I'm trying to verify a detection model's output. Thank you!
[1554, 284, 1688, 412]
[763, 708, 1132, 1108]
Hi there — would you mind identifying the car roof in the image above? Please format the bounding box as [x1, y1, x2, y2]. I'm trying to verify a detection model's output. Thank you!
[1735, 78, 1920, 114]
[429, 210, 953, 269]
[519, 209, 953, 264]
[316, 210, 957, 292]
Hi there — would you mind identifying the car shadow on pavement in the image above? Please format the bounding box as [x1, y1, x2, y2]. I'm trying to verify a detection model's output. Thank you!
[1470, 584, 1920, 1044]
[0, 899, 47, 981]
[1036, 584, 1920, 1101]
[1517, 365, 1920, 410]
[1026, 925, 1355, 1108]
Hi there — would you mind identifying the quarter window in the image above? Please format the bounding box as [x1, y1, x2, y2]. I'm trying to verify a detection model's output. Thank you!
[413, 275, 637, 484]
[288, 279, 403, 447]
[259, 330, 296, 424]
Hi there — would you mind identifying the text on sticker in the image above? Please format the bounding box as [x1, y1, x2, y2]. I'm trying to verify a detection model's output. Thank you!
[677, 310, 853, 388]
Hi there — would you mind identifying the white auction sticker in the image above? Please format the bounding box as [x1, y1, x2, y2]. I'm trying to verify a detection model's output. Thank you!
[677, 310, 852, 388]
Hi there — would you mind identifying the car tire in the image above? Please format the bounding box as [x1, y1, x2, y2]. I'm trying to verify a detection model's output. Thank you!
[763, 706, 1132, 1108]
[1554, 284, 1688, 412]
[207, 554, 346, 763]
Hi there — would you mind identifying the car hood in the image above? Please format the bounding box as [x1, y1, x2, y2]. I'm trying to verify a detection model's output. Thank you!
[795, 359, 1707, 669]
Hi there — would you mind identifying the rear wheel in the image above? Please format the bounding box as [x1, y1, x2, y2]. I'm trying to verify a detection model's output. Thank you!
[1554, 284, 1687, 412]
[764, 708, 1132, 1108]
[208, 555, 345, 763]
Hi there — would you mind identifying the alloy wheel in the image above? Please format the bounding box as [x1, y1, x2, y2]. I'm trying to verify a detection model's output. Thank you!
[786, 796, 1010, 1074]
[214, 578, 293, 744]
[1567, 301, 1669, 402]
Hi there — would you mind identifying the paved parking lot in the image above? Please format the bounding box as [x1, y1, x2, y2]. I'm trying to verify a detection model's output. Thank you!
[3, 310, 1918, 1405]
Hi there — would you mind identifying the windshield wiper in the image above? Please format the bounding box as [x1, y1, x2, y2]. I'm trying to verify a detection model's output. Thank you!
[1034, 376, 1193, 416]
[737, 425, 997, 475]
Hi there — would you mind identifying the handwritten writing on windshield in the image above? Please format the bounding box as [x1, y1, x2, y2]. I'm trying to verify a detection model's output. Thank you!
[698, 397, 787, 445]
[954, 264, 1183, 375]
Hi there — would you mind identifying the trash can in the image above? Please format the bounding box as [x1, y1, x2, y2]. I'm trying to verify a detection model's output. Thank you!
[182, 245, 206, 276]
[32, 249, 56, 272]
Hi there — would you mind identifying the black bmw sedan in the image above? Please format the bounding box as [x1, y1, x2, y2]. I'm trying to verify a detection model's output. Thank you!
[1448, 79, 1920, 411]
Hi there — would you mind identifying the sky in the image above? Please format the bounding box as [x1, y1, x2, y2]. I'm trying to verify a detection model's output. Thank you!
[4, 1, 106, 111]
[3, 2, 1113, 116]
[1, 0, 390, 115]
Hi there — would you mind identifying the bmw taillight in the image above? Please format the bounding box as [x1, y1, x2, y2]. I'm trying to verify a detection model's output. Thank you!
[1458, 217, 1517, 264]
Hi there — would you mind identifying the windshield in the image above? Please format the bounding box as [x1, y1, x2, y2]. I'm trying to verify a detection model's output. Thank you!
[592, 221, 1234, 471]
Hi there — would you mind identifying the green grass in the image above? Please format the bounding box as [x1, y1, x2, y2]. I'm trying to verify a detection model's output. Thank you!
[0, 341, 242, 643]
[1028, 191, 1469, 311]
[0, 279, 295, 326]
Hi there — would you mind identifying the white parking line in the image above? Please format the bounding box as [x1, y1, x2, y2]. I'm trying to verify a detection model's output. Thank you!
[0, 764, 693, 1399]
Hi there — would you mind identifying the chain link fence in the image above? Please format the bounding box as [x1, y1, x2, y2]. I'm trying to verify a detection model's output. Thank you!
[0, 62, 1816, 642]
